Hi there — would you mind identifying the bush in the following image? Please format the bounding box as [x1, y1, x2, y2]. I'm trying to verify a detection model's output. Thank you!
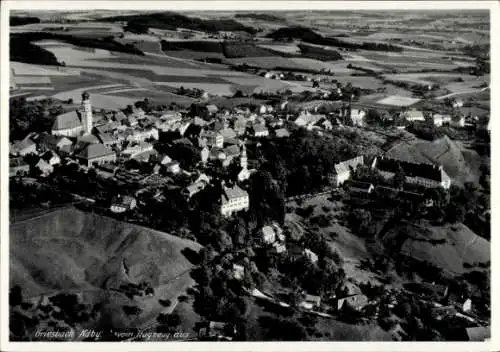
[159, 299, 171, 307]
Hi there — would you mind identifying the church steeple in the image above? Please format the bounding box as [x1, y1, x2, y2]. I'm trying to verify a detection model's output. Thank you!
[81, 91, 92, 135]
[240, 142, 247, 170]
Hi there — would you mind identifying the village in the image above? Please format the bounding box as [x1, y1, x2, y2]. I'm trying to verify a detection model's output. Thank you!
[8, 84, 490, 341]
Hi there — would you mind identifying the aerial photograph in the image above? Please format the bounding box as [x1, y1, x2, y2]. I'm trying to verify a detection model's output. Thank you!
[7, 8, 490, 343]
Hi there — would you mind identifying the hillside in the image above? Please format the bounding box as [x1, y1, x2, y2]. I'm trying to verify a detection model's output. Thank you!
[102, 12, 257, 34]
[381, 221, 489, 277]
[10, 207, 202, 331]
[385, 135, 482, 185]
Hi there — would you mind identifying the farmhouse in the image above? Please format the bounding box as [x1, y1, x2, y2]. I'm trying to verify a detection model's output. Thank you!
[328, 156, 364, 187]
[433, 114, 452, 127]
[251, 124, 269, 137]
[350, 109, 366, 127]
[183, 180, 208, 199]
[33, 132, 72, 152]
[10, 136, 37, 156]
[299, 294, 321, 310]
[75, 143, 116, 167]
[371, 156, 451, 189]
[220, 184, 249, 217]
[402, 108, 425, 122]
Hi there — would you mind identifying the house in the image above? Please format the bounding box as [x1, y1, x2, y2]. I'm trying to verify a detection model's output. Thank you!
[348, 180, 374, 195]
[275, 128, 290, 138]
[206, 104, 219, 115]
[337, 282, 368, 312]
[209, 148, 226, 161]
[75, 143, 116, 167]
[232, 264, 245, 280]
[371, 156, 451, 189]
[294, 113, 324, 128]
[251, 124, 269, 137]
[328, 156, 364, 187]
[9, 157, 30, 177]
[110, 195, 137, 213]
[220, 184, 249, 217]
[261, 226, 276, 244]
[433, 114, 452, 127]
[350, 109, 366, 127]
[303, 249, 318, 264]
[299, 294, 321, 310]
[198, 321, 235, 341]
[220, 128, 237, 140]
[165, 161, 181, 174]
[11, 137, 37, 156]
[33, 132, 72, 152]
[183, 180, 208, 199]
[200, 130, 224, 148]
[41, 150, 61, 166]
[35, 158, 53, 177]
[122, 142, 154, 158]
[402, 108, 425, 122]
[453, 99, 464, 108]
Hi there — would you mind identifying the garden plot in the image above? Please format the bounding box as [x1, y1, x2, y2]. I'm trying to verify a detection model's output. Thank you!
[257, 43, 301, 54]
[12, 76, 51, 85]
[377, 95, 421, 107]
[51, 84, 125, 101]
[10, 62, 81, 76]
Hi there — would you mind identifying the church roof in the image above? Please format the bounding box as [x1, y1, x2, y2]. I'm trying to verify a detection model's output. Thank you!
[52, 110, 82, 131]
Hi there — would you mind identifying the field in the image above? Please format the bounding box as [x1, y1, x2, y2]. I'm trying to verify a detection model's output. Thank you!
[376, 95, 421, 107]
[10, 206, 202, 329]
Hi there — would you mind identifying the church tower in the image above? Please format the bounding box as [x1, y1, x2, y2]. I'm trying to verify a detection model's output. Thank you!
[81, 91, 92, 135]
[240, 142, 248, 170]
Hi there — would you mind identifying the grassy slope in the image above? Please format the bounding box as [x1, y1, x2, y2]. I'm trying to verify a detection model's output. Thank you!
[10, 206, 202, 328]
[382, 221, 489, 276]
[385, 135, 482, 185]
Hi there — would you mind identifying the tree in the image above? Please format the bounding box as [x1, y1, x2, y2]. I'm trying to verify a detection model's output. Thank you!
[392, 165, 406, 189]
[10, 285, 23, 307]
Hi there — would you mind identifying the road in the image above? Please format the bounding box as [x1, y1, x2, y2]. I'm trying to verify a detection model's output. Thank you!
[435, 86, 489, 100]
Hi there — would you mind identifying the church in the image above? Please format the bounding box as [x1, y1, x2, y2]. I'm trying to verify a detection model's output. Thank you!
[52, 91, 93, 137]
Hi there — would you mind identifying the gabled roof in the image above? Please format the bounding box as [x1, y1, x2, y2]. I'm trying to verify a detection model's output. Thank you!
[253, 124, 268, 133]
[222, 185, 248, 203]
[12, 137, 36, 152]
[275, 128, 290, 138]
[76, 143, 115, 160]
[223, 145, 240, 157]
[53, 110, 82, 131]
[333, 156, 364, 175]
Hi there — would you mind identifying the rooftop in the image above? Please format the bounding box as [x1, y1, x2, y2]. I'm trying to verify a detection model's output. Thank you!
[52, 110, 82, 131]
[76, 143, 115, 160]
